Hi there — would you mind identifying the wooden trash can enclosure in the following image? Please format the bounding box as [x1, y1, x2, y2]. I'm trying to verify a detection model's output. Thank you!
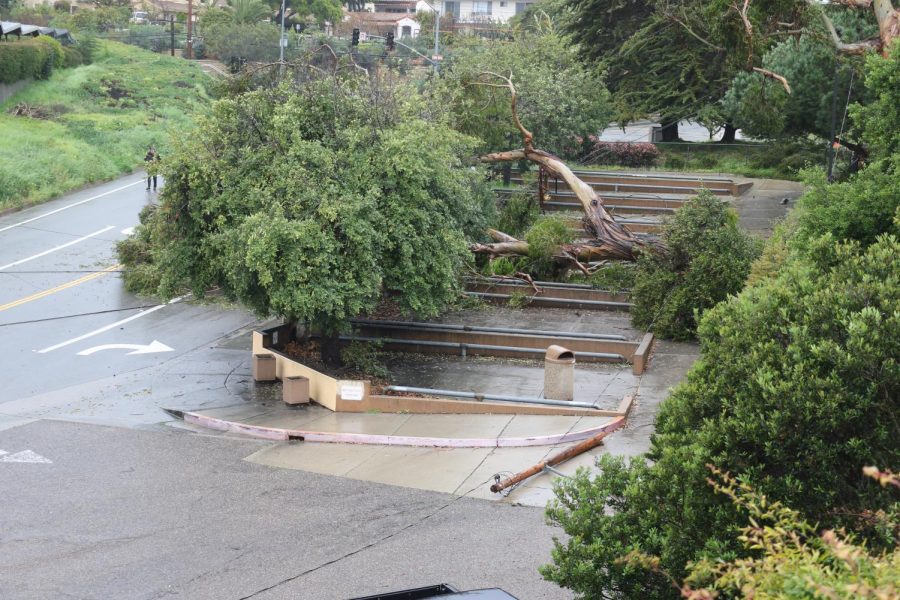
[283, 375, 310, 405]
[252, 353, 277, 382]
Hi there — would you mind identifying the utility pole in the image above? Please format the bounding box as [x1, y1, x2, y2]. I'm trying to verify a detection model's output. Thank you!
[170, 16, 175, 57]
[186, 0, 193, 59]
[278, 0, 287, 76]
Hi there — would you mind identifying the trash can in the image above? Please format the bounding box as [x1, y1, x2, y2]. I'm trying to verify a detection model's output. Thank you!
[252, 353, 277, 382]
[544, 345, 575, 401]
[283, 375, 310, 405]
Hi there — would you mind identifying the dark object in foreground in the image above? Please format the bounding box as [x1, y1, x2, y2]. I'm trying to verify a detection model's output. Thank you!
[350, 584, 519, 599]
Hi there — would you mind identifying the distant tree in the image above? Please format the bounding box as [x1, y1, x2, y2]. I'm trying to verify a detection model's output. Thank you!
[563, 0, 898, 139]
[436, 32, 613, 158]
[224, 0, 270, 24]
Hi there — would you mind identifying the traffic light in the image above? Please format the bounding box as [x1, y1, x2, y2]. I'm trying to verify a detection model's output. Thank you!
[386, 32, 394, 51]
[351, 28, 360, 46]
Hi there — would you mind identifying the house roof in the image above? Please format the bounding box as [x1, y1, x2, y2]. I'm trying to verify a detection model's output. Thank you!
[358, 11, 419, 22]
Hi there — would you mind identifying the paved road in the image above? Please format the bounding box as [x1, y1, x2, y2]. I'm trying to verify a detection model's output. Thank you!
[0, 176, 572, 599]
[0, 420, 567, 599]
[0, 175, 257, 403]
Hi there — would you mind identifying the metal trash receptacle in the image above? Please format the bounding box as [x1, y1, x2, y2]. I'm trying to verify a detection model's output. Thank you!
[252, 353, 277, 382]
[283, 376, 310, 405]
[544, 345, 575, 401]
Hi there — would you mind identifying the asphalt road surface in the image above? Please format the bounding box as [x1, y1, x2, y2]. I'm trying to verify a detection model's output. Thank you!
[0, 176, 572, 599]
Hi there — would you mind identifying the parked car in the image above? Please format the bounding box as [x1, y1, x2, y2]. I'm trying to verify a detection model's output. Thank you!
[129, 11, 149, 24]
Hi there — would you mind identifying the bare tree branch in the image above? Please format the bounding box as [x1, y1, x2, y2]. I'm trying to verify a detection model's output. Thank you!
[753, 67, 792, 94]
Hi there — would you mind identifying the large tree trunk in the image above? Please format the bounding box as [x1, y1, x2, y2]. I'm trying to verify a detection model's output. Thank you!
[720, 123, 737, 143]
[469, 73, 656, 263]
[659, 120, 680, 142]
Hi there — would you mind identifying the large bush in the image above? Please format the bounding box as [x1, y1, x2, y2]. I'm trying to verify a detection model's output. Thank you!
[119, 74, 493, 357]
[543, 232, 900, 599]
[631, 191, 761, 340]
[0, 39, 55, 83]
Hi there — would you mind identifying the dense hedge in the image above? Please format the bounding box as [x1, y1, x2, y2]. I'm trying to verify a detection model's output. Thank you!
[0, 37, 67, 84]
[631, 191, 761, 340]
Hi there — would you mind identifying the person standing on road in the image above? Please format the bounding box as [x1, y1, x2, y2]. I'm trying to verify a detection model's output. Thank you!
[145, 146, 161, 191]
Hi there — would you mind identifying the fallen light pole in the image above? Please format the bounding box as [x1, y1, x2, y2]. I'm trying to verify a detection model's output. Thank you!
[490, 424, 620, 493]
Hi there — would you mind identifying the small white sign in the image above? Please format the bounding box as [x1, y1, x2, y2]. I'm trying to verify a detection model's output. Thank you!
[339, 381, 365, 401]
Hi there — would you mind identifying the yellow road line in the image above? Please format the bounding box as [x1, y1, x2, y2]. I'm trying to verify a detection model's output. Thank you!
[0, 264, 121, 313]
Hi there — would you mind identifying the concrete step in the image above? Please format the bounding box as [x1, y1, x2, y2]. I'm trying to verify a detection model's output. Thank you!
[346, 319, 653, 374]
[509, 169, 752, 196]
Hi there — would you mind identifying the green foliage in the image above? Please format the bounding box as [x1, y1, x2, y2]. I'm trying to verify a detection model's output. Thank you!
[62, 46, 84, 68]
[340, 341, 389, 379]
[120, 74, 493, 340]
[0, 38, 58, 84]
[0, 41, 210, 210]
[494, 190, 538, 238]
[76, 35, 100, 64]
[631, 191, 761, 340]
[224, 0, 270, 24]
[721, 36, 863, 139]
[286, 0, 343, 26]
[625, 466, 900, 599]
[544, 233, 900, 598]
[434, 32, 613, 158]
[203, 21, 280, 63]
[521, 216, 573, 280]
[793, 167, 899, 250]
[123, 24, 172, 53]
[571, 262, 637, 290]
[525, 217, 573, 260]
[851, 46, 900, 171]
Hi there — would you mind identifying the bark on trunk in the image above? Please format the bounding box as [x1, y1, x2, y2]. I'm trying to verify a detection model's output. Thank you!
[721, 123, 737, 143]
[469, 73, 657, 263]
[660, 120, 679, 142]
[320, 332, 343, 366]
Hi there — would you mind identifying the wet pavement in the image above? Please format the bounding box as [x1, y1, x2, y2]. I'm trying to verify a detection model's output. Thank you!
[0, 170, 792, 597]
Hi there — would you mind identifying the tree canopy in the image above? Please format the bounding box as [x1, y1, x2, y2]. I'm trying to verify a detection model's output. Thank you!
[541, 48, 900, 599]
[118, 72, 493, 353]
[435, 32, 613, 158]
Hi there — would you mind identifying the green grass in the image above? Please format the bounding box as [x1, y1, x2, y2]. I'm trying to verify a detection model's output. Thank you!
[0, 41, 211, 211]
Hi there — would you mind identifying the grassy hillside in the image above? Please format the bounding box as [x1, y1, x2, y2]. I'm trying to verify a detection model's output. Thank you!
[0, 41, 210, 211]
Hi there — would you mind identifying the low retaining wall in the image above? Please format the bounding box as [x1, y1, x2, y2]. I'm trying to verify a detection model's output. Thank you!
[0, 79, 30, 105]
[253, 325, 639, 415]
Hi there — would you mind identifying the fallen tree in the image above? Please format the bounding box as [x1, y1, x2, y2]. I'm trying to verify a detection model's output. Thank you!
[468, 73, 655, 266]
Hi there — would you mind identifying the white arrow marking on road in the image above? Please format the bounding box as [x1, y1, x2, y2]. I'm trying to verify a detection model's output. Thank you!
[38, 295, 184, 354]
[0, 450, 52, 464]
[121, 226, 135, 235]
[0, 226, 116, 271]
[77, 340, 174, 356]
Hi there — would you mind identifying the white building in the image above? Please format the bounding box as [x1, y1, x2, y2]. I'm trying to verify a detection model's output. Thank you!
[429, 0, 535, 23]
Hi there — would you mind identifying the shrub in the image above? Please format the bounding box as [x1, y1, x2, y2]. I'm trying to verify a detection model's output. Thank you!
[586, 140, 660, 168]
[0, 39, 54, 84]
[631, 191, 761, 340]
[543, 234, 900, 599]
[76, 35, 100, 64]
[124, 25, 171, 54]
[62, 46, 83, 68]
[793, 167, 900, 250]
[495, 190, 538, 238]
